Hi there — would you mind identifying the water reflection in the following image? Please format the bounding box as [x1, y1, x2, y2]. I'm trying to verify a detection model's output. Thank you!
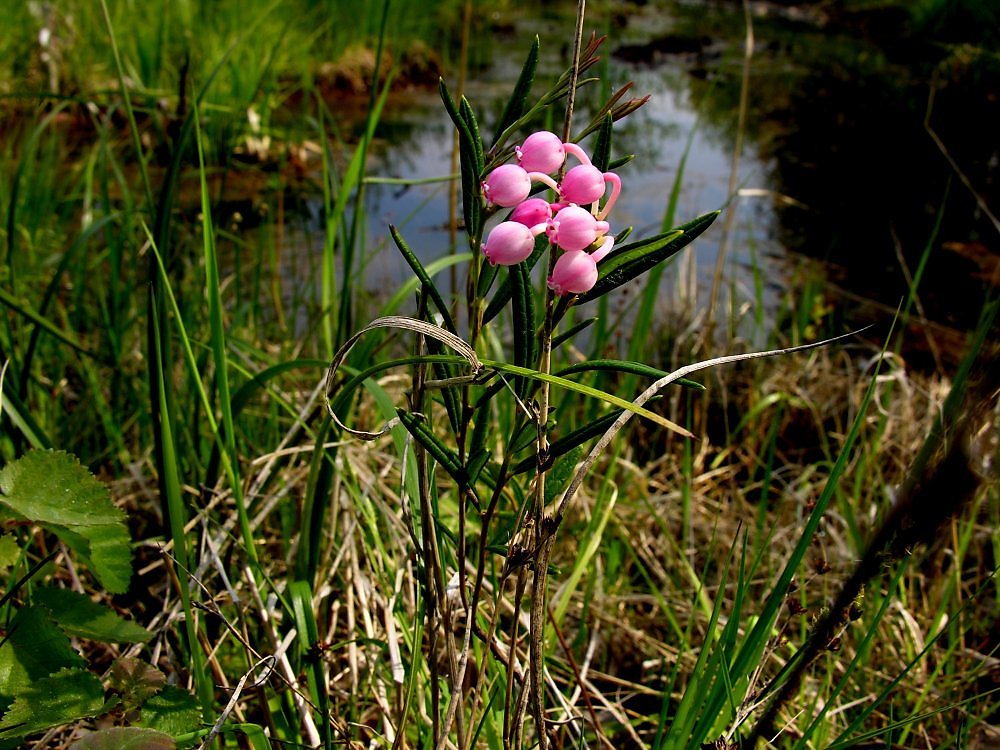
[291, 0, 996, 363]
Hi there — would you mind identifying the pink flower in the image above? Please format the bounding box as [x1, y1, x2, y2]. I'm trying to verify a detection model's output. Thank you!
[509, 197, 553, 227]
[515, 132, 595, 173]
[482, 221, 544, 265]
[482, 164, 560, 208]
[559, 167, 622, 218]
[547, 251, 598, 296]
[516, 131, 565, 173]
[546, 236, 614, 296]
[546, 205, 610, 252]
[560, 164, 606, 205]
[482, 164, 532, 208]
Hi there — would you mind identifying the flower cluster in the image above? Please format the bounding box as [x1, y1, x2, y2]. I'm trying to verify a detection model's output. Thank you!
[480, 131, 621, 296]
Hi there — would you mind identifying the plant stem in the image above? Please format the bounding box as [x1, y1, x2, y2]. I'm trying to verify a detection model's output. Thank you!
[526, 4, 587, 748]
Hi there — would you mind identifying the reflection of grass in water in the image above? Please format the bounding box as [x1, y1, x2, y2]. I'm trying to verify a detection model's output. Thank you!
[0, 6, 997, 749]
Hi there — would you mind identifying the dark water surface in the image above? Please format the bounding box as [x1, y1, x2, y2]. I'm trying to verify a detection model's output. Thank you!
[281, 1, 997, 364]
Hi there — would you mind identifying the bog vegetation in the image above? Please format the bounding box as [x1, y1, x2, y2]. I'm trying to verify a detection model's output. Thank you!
[0, 1, 997, 749]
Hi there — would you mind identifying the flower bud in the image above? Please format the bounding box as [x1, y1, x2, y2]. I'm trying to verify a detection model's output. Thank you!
[547, 250, 598, 296]
[482, 221, 539, 265]
[482, 164, 532, 208]
[515, 131, 565, 174]
[559, 164, 607, 205]
[509, 197, 552, 227]
[546, 205, 610, 252]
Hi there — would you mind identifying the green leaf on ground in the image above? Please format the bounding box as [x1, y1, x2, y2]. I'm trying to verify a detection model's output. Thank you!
[0, 667, 106, 740]
[0, 605, 85, 713]
[34, 587, 153, 644]
[0, 450, 124, 526]
[137, 686, 203, 737]
[0, 450, 132, 593]
[70, 727, 175, 750]
[109, 658, 166, 710]
[0, 535, 18, 569]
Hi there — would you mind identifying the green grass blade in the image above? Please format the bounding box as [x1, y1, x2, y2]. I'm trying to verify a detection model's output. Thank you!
[576, 210, 720, 305]
[491, 35, 539, 145]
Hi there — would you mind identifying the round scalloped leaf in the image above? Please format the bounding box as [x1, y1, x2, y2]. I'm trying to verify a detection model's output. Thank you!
[0, 667, 106, 741]
[0, 450, 124, 527]
[0, 451, 132, 592]
[70, 727, 175, 750]
[34, 588, 152, 644]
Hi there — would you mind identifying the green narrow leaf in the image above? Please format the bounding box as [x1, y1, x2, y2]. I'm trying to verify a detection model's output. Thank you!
[289, 580, 331, 748]
[0, 667, 106, 740]
[577, 210, 721, 304]
[482, 234, 548, 323]
[492, 36, 539, 144]
[543, 445, 584, 506]
[439, 79, 481, 238]
[424, 339, 463, 437]
[555, 359, 705, 390]
[509, 262, 536, 398]
[136, 686, 202, 737]
[512, 410, 622, 475]
[459, 97, 485, 174]
[388, 225, 456, 334]
[552, 317, 597, 350]
[34, 588, 152, 644]
[591, 113, 614, 172]
[481, 360, 693, 438]
[468, 402, 491, 484]
[69, 727, 175, 750]
[396, 410, 473, 493]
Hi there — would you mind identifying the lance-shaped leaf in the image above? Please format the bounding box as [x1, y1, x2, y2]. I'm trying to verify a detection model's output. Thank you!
[439, 79, 482, 239]
[576, 210, 720, 304]
[482, 234, 548, 322]
[396, 409, 467, 484]
[389, 225, 456, 334]
[512, 410, 623, 475]
[482, 360, 693, 438]
[591, 113, 614, 172]
[556, 359, 705, 391]
[459, 97, 485, 175]
[396, 410, 481, 505]
[509, 262, 536, 399]
[492, 36, 539, 146]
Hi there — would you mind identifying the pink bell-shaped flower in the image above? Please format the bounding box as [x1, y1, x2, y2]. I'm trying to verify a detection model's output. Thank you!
[546, 205, 610, 252]
[559, 164, 606, 205]
[482, 221, 544, 266]
[516, 131, 565, 173]
[509, 198, 553, 227]
[482, 164, 560, 208]
[482, 164, 532, 208]
[547, 250, 598, 296]
[546, 236, 614, 296]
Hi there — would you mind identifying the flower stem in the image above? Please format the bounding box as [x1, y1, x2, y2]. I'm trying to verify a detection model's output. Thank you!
[527, 3, 588, 748]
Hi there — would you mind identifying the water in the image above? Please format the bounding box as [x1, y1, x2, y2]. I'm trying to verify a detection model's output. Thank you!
[278, 1, 997, 363]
